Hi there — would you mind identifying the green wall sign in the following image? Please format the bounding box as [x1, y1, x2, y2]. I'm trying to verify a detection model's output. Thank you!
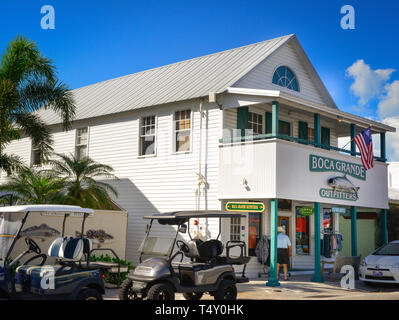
[319, 188, 358, 201]
[332, 207, 347, 214]
[226, 202, 265, 212]
[309, 154, 366, 180]
[298, 207, 314, 216]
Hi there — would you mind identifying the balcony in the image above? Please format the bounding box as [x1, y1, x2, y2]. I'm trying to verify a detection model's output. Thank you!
[220, 133, 386, 162]
[218, 137, 389, 210]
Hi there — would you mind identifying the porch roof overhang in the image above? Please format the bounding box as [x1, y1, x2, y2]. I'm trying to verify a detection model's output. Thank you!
[223, 87, 396, 134]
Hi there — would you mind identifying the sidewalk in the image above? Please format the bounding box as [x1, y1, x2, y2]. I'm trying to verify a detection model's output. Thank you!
[104, 275, 399, 300]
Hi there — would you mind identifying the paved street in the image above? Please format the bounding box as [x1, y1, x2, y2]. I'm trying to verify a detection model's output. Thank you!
[104, 275, 399, 300]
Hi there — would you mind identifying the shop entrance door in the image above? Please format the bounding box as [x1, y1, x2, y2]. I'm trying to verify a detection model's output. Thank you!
[278, 216, 290, 236]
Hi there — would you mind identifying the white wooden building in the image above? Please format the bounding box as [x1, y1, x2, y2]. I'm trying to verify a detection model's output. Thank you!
[1, 34, 395, 280]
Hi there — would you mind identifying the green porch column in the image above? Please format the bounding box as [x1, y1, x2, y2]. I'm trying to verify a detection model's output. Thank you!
[312, 202, 324, 282]
[272, 101, 279, 137]
[381, 209, 388, 246]
[351, 124, 357, 156]
[351, 206, 358, 256]
[380, 132, 386, 162]
[314, 114, 320, 146]
[266, 198, 280, 287]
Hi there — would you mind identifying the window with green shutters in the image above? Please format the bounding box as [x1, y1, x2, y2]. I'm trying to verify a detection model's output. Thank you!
[298, 121, 308, 144]
[265, 112, 291, 137]
[279, 120, 291, 136]
[321, 127, 330, 149]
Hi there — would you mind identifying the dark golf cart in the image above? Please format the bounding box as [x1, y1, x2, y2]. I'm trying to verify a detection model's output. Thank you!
[0, 205, 111, 300]
[119, 210, 250, 300]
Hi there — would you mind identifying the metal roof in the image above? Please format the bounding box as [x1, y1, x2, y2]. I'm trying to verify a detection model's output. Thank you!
[38, 34, 296, 125]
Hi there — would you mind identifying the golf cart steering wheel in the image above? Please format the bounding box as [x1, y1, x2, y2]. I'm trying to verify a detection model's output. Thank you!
[21, 237, 47, 266]
[176, 240, 190, 253]
[25, 237, 41, 254]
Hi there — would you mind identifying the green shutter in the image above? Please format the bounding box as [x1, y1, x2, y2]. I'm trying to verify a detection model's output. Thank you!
[321, 127, 330, 149]
[265, 112, 272, 134]
[298, 121, 308, 143]
[237, 107, 249, 137]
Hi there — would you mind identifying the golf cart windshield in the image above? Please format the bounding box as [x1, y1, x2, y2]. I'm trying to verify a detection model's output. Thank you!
[138, 235, 176, 258]
[0, 212, 25, 267]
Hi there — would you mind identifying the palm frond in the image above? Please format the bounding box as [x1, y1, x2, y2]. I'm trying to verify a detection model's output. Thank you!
[0, 35, 55, 83]
[0, 153, 25, 175]
[17, 79, 76, 130]
[13, 112, 54, 161]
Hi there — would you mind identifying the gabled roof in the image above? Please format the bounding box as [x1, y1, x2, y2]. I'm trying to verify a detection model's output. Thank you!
[39, 34, 301, 125]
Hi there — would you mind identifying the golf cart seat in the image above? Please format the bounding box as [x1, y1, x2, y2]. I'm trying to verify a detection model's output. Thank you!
[27, 237, 91, 292]
[16, 237, 67, 278]
[16, 237, 90, 278]
[185, 239, 223, 263]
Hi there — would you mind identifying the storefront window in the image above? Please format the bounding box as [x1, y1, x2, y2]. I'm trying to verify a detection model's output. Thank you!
[230, 217, 241, 241]
[323, 209, 333, 233]
[295, 207, 310, 255]
[248, 212, 261, 256]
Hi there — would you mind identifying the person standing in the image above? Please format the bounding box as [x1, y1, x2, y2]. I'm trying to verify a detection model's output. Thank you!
[277, 226, 291, 281]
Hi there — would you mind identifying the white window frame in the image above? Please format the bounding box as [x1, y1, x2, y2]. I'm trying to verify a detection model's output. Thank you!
[172, 108, 193, 154]
[230, 216, 241, 241]
[248, 111, 263, 135]
[75, 127, 89, 160]
[31, 144, 42, 167]
[138, 115, 157, 158]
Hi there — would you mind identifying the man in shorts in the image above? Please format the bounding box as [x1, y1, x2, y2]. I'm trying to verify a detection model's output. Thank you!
[277, 226, 291, 281]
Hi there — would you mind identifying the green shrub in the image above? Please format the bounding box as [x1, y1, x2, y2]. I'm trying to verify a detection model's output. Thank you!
[89, 254, 133, 285]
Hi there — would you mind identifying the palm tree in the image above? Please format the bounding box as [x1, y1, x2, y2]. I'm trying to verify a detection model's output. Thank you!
[0, 167, 66, 204]
[0, 35, 76, 174]
[49, 153, 118, 210]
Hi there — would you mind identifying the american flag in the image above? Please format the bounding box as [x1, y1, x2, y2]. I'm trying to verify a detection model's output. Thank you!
[353, 127, 374, 170]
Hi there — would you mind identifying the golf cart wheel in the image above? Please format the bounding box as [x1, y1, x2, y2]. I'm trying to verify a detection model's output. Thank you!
[214, 280, 237, 300]
[119, 278, 139, 300]
[183, 292, 203, 300]
[147, 283, 175, 300]
[78, 288, 103, 300]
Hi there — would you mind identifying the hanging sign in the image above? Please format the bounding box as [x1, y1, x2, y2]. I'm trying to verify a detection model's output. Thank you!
[309, 154, 366, 181]
[225, 202, 265, 212]
[298, 207, 314, 216]
[332, 207, 347, 214]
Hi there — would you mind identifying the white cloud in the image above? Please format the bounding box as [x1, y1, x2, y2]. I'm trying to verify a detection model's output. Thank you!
[378, 81, 399, 118]
[382, 116, 399, 161]
[346, 59, 394, 106]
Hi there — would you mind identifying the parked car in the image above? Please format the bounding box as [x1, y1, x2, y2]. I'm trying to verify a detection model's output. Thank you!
[359, 241, 399, 285]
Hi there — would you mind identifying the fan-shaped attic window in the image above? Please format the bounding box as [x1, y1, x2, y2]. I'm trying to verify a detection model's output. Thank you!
[272, 66, 299, 92]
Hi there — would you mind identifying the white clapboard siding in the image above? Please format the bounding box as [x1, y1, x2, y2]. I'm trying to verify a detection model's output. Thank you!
[1, 99, 223, 265]
[233, 42, 326, 106]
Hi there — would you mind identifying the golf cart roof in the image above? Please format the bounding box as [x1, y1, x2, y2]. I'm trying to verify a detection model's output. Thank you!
[144, 210, 245, 225]
[0, 205, 94, 215]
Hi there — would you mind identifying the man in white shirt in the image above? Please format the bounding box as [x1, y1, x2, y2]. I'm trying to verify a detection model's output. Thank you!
[277, 226, 291, 281]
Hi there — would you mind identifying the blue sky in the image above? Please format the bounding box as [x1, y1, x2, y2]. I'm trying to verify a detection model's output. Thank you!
[1, 0, 399, 157]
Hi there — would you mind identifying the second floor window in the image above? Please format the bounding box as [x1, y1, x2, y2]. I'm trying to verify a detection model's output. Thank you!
[139, 116, 156, 156]
[174, 110, 191, 153]
[248, 112, 263, 135]
[31, 145, 41, 166]
[75, 128, 88, 160]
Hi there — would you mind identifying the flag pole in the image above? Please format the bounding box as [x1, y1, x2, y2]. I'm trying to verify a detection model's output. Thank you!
[341, 125, 372, 150]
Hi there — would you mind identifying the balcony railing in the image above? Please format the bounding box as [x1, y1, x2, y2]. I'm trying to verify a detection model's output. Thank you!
[219, 133, 386, 163]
